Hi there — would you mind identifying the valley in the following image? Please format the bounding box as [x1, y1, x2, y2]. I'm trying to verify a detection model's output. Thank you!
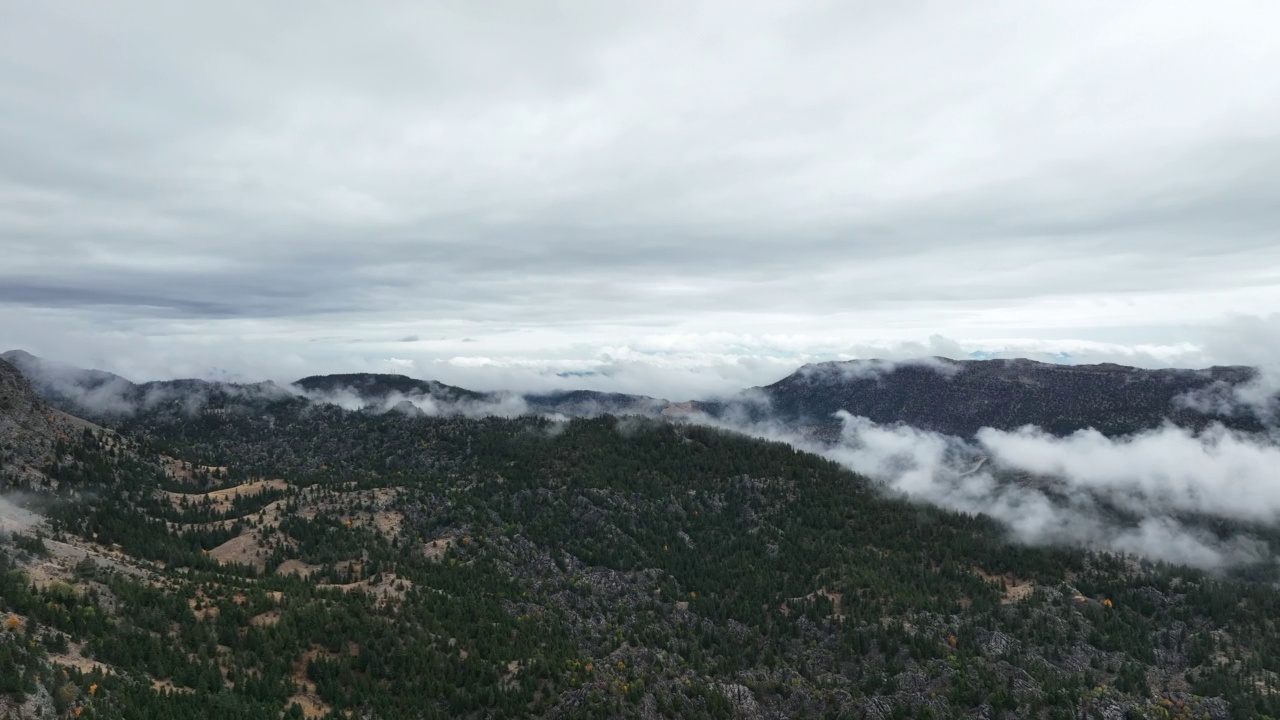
[3, 354, 1280, 718]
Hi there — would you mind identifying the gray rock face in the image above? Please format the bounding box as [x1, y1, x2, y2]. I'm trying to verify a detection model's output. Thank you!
[0, 683, 56, 719]
[977, 629, 1016, 656]
[0, 358, 67, 484]
[716, 683, 761, 718]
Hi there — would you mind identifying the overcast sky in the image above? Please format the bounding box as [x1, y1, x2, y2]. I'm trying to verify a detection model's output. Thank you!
[2, 1, 1279, 396]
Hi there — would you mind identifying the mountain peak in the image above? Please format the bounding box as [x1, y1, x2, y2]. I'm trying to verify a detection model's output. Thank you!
[0, 357, 77, 485]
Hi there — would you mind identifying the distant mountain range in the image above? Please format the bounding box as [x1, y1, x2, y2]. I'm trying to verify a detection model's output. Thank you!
[294, 372, 488, 403]
[2, 349, 1269, 439]
[737, 357, 1263, 437]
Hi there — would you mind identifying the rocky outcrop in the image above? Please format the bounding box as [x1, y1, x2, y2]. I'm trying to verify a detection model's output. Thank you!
[0, 682, 56, 719]
[0, 358, 70, 485]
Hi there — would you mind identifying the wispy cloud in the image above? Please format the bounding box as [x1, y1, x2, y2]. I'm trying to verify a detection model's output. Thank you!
[686, 408, 1280, 571]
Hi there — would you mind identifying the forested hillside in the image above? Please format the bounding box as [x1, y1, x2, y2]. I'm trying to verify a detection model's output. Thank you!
[712, 358, 1262, 438]
[3, 372, 1280, 718]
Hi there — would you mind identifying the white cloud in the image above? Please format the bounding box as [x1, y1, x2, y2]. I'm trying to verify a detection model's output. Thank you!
[976, 423, 1280, 523]
[828, 415, 1280, 570]
[693, 409, 1280, 571]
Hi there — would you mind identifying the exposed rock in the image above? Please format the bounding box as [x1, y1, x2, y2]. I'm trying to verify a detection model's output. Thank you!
[0, 681, 56, 719]
[0, 358, 72, 485]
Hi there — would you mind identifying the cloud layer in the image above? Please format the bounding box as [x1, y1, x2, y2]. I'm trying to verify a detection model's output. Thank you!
[818, 414, 1280, 571]
[2, 2, 1280, 394]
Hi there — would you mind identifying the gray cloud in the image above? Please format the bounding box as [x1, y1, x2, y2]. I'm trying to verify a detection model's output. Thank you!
[2, 1, 1280, 393]
[297, 385, 531, 419]
[1175, 314, 1280, 421]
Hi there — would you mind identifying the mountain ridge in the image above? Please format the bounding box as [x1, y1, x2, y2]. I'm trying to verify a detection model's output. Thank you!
[3, 349, 1273, 438]
[3, 351, 1280, 717]
[735, 356, 1263, 437]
